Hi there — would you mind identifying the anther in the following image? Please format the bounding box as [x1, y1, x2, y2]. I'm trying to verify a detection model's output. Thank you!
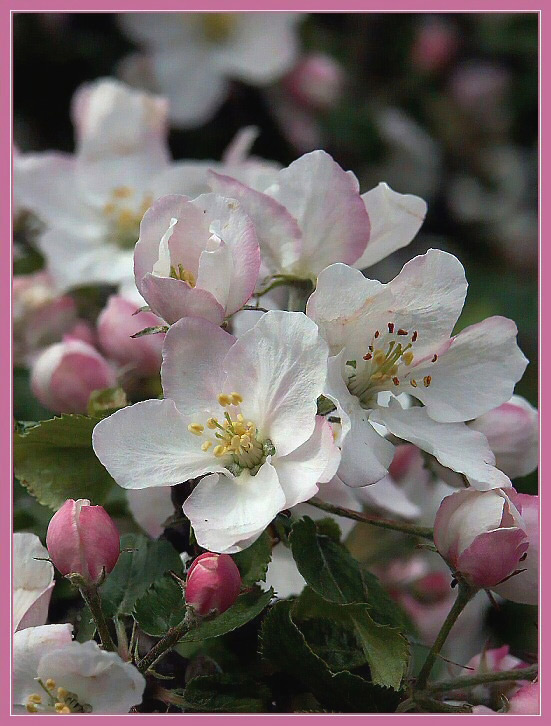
[412, 331, 418, 342]
[374, 330, 380, 338]
[423, 375, 432, 387]
[432, 354, 438, 363]
[217, 393, 233, 407]
[55, 703, 71, 714]
[28, 694, 42, 704]
[46, 680, 56, 690]
[201, 441, 212, 452]
[207, 417, 218, 429]
[188, 423, 204, 435]
[213, 445, 227, 457]
[57, 688, 68, 700]
[402, 351, 414, 366]
[26, 704, 38, 713]
[230, 392, 243, 405]
[397, 329, 408, 336]
[388, 322, 395, 333]
[410, 379, 418, 387]
[363, 352, 372, 360]
[392, 377, 400, 386]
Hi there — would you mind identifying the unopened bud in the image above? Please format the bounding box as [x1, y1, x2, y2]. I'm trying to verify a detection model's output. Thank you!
[46, 499, 120, 583]
[283, 53, 345, 111]
[185, 553, 241, 617]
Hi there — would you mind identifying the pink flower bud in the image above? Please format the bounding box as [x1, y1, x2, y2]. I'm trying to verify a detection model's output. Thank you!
[185, 553, 241, 617]
[434, 489, 529, 589]
[46, 499, 120, 582]
[411, 19, 458, 73]
[30, 340, 117, 414]
[469, 396, 538, 479]
[62, 319, 97, 347]
[283, 53, 345, 111]
[97, 295, 164, 378]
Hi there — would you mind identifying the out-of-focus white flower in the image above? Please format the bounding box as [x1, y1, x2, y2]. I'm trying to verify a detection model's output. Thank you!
[119, 12, 303, 127]
[13, 624, 145, 714]
[133, 193, 260, 325]
[13, 533, 54, 632]
[93, 311, 338, 553]
[307, 249, 528, 489]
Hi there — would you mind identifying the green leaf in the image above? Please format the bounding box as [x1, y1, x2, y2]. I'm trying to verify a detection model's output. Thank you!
[179, 675, 271, 712]
[289, 516, 366, 604]
[13, 367, 52, 421]
[100, 534, 183, 618]
[133, 576, 187, 637]
[260, 600, 402, 713]
[178, 588, 273, 643]
[298, 617, 367, 672]
[14, 414, 116, 510]
[131, 325, 168, 338]
[232, 530, 272, 586]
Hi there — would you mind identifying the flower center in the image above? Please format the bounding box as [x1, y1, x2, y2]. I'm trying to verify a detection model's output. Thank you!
[26, 678, 92, 714]
[103, 186, 153, 250]
[201, 13, 235, 42]
[188, 392, 275, 476]
[347, 322, 435, 405]
[170, 263, 196, 286]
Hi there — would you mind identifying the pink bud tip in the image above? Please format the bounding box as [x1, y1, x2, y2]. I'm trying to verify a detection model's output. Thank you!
[185, 552, 241, 617]
[46, 499, 120, 582]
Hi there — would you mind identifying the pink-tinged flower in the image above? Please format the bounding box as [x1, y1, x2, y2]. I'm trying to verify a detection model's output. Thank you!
[119, 12, 303, 128]
[307, 249, 528, 488]
[13, 533, 54, 632]
[492, 493, 538, 605]
[125, 487, 174, 539]
[134, 193, 260, 325]
[434, 489, 528, 590]
[30, 340, 117, 414]
[97, 295, 164, 378]
[13, 625, 145, 714]
[454, 644, 531, 707]
[93, 311, 338, 552]
[62, 319, 97, 347]
[411, 18, 458, 73]
[469, 396, 538, 480]
[471, 682, 539, 715]
[210, 151, 427, 281]
[13, 272, 79, 366]
[185, 552, 241, 616]
[46, 499, 120, 583]
[283, 53, 344, 111]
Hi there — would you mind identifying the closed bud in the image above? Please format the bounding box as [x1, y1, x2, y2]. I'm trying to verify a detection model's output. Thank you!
[46, 499, 120, 583]
[97, 295, 164, 378]
[30, 340, 117, 414]
[283, 53, 345, 111]
[185, 553, 241, 617]
[434, 488, 529, 590]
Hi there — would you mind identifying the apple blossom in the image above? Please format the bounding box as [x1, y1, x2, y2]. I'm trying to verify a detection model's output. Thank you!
[210, 150, 427, 282]
[133, 193, 260, 325]
[433, 488, 529, 590]
[307, 249, 528, 488]
[283, 53, 345, 111]
[13, 624, 145, 713]
[46, 499, 120, 583]
[125, 487, 174, 539]
[93, 311, 338, 552]
[185, 552, 242, 616]
[13, 533, 54, 632]
[97, 295, 164, 378]
[118, 12, 303, 127]
[30, 340, 117, 414]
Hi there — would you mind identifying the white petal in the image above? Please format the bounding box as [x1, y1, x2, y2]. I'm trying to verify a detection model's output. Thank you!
[161, 317, 235, 417]
[355, 474, 422, 520]
[410, 316, 529, 422]
[223, 311, 329, 457]
[338, 404, 395, 487]
[372, 405, 512, 490]
[37, 640, 145, 713]
[92, 399, 225, 490]
[13, 624, 73, 706]
[13, 533, 54, 632]
[126, 487, 174, 538]
[355, 182, 427, 269]
[183, 463, 286, 553]
[273, 416, 338, 508]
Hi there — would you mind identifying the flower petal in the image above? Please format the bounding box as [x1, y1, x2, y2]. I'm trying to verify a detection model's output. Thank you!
[410, 316, 529, 422]
[338, 403, 395, 487]
[140, 274, 225, 325]
[183, 463, 286, 553]
[355, 183, 427, 270]
[126, 487, 174, 539]
[92, 399, 225, 490]
[457, 527, 528, 588]
[372, 404, 512, 490]
[223, 311, 329, 457]
[13, 533, 54, 632]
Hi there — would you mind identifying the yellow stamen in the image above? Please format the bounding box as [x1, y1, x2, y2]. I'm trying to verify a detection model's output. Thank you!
[423, 375, 432, 387]
[207, 417, 219, 429]
[201, 441, 213, 452]
[28, 694, 42, 704]
[46, 679, 56, 690]
[402, 351, 414, 366]
[113, 185, 134, 199]
[188, 423, 204, 435]
[218, 393, 233, 407]
[410, 379, 418, 387]
[213, 445, 227, 457]
[57, 688, 68, 700]
[26, 704, 38, 713]
[230, 392, 243, 405]
[373, 350, 386, 366]
[55, 703, 71, 714]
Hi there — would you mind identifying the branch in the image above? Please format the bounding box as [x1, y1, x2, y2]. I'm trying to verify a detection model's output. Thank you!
[426, 664, 538, 693]
[307, 497, 434, 540]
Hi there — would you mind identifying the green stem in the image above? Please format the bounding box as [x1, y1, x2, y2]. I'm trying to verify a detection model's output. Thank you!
[287, 282, 313, 312]
[415, 581, 476, 690]
[426, 664, 538, 693]
[136, 614, 191, 674]
[307, 496, 434, 540]
[115, 617, 130, 661]
[79, 584, 117, 652]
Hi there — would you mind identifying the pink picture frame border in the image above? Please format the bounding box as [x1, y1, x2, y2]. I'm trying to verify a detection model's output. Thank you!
[2, 1, 544, 722]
